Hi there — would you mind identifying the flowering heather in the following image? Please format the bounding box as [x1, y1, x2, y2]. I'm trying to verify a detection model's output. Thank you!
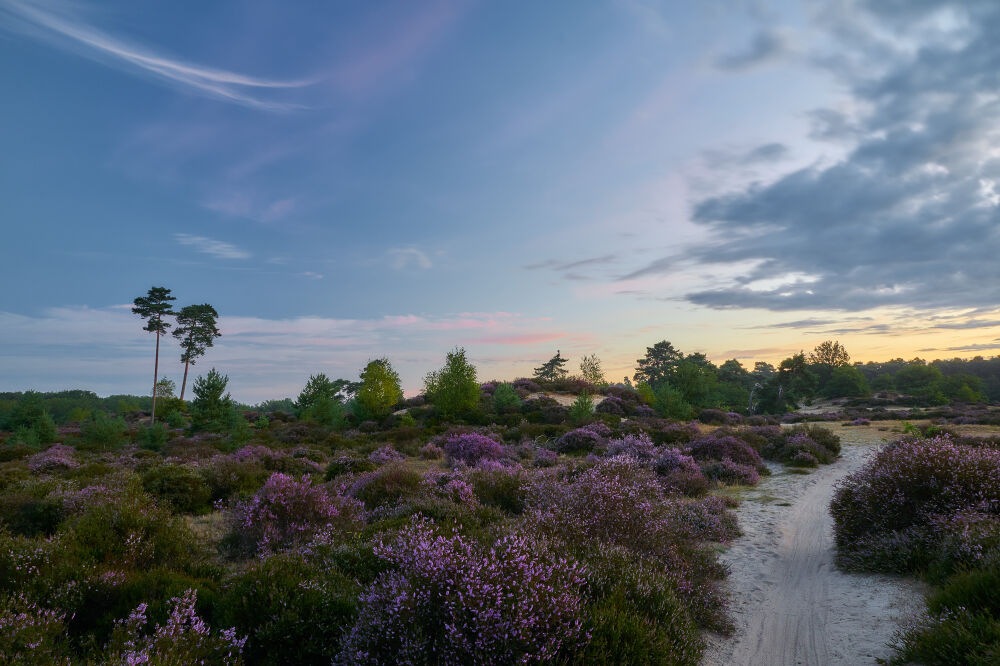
[594, 396, 625, 416]
[104, 589, 246, 665]
[533, 448, 558, 467]
[701, 459, 760, 486]
[367, 445, 404, 465]
[654, 449, 710, 496]
[0, 593, 71, 665]
[831, 435, 1000, 572]
[512, 378, 542, 393]
[633, 405, 656, 418]
[418, 442, 444, 459]
[605, 433, 657, 460]
[555, 423, 611, 454]
[688, 435, 762, 468]
[479, 381, 498, 395]
[26, 444, 78, 473]
[441, 432, 504, 466]
[339, 518, 588, 665]
[226, 472, 363, 556]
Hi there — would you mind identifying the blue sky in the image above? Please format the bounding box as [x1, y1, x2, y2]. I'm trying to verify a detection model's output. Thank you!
[2, 0, 1000, 401]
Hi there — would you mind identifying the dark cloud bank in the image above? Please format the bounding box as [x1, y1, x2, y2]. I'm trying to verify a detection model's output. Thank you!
[644, 1, 1000, 312]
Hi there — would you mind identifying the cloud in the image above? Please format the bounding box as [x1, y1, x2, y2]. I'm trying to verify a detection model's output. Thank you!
[631, 1, 1000, 313]
[1, 0, 313, 111]
[388, 247, 432, 270]
[466, 333, 567, 345]
[931, 319, 1000, 330]
[714, 28, 793, 71]
[175, 234, 251, 260]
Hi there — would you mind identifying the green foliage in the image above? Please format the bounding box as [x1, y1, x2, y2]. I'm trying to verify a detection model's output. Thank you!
[295, 374, 351, 418]
[824, 365, 870, 398]
[492, 382, 522, 413]
[141, 464, 212, 514]
[139, 422, 168, 451]
[190, 369, 234, 432]
[220, 552, 360, 664]
[155, 378, 176, 399]
[777, 352, 818, 404]
[131, 286, 176, 336]
[354, 359, 403, 421]
[172, 304, 221, 366]
[672, 360, 720, 409]
[5, 393, 58, 445]
[634, 341, 683, 387]
[165, 410, 187, 429]
[568, 392, 595, 424]
[533, 350, 570, 383]
[651, 384, 694, 420]
[80, 412, 129, 450]
[424, 348, 480, 417]
[579, 354, 607, 385]
[809, 340, 850, 367]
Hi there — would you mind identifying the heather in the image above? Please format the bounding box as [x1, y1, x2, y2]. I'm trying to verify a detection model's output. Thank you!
[831, 434, 1000, 663]
[0, 361, 848, 664]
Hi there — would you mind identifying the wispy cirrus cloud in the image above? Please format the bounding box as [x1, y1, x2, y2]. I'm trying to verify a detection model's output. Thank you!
[388, 247, 432, 270]
[1, 0, 315, 110]
[175, 234, 251, 260]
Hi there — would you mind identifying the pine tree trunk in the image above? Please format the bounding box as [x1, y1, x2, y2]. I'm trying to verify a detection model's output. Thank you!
[180, 359, 190, 402]
[152, 330, 160, 424]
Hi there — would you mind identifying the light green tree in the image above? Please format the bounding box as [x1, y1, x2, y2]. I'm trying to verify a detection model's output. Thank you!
[424, 347, 480, 417]
[355, 358, 403, 420]
[579, 354, 606, 385]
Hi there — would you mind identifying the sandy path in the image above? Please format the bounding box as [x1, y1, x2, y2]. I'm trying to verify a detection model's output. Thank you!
[702, 430, 925, 666]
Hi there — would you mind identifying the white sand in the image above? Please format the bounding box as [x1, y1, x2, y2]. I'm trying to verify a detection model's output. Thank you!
[702, 429, 926, 666]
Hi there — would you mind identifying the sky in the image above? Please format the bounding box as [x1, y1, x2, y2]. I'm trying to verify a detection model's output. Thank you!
[2, 0, 1000, 402]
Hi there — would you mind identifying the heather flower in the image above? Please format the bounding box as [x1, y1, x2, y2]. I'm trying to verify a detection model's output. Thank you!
[367, 445, 404, 465]
[0, 593, 71, 665]
[104, 589, 246, 665]
[418, 442, 444, 460]
[688, 435, 762, 468]
[605, 433, 657, 460]
[441, 432, 504, 466]
[701, 459, 760, 486]
[555, 423, 610, 454]
[339, 518, 588, 665]
[27, 444, 78, 473]
[226, 472, 363, 556]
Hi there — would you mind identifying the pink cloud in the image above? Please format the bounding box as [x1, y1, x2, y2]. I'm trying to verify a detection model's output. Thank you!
[467, 332, 567, 345]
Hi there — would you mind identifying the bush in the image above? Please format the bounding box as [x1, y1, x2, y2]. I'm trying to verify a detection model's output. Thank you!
[595, 396, 625, 416]
[440, 432, 504, 466]
[688, 435, 763, 468]
[80, 412, 129, 450]
[701, 459, 760, 486]
[568, 392, 596, 424]
[142, 464, 212, 514]
[190, 369, 235, 432]
[225, 472, 363, 556]
[466, 464, 528, 514]
[491, 382, 522, 413]
[102, 589, 246, 665]
[348, 465, 424, 509]
[339, 518, 588, 664]
[0, 593, 72, 665]
[555, 423, 610, 454]
[220, 550, 360, 664]
[831, 435, 1000, 574]
[138, 422, 168, 451]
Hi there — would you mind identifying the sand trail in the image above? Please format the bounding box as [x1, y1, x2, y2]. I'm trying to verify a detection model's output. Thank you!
[702, 430, 924, 666]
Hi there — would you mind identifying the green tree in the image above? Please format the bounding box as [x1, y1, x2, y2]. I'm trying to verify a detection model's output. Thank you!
[295, 374, 351, 427]
[155, 378, 176, 399]
[533, 350, 569, 383]
[355, 358, 403, 421]
[633, 341, 683, 387]
[491, 383, 522, 413]
[132, 286, 177, 423]
[568, 391, 595, 423]
[172, 304, 221, 401]
[190, 368, 234, 432]
[718, 359, 751, 389]
[777, 352, 819, 405]
[809, 340, 851, 367]
[673, 360, 720, 408]
[650, 383, 694, 420]
[895, 361, 944, 402]
[825, 365, 870, 398]
[424, 348, 480, 417]
[579, 354, 606, 385]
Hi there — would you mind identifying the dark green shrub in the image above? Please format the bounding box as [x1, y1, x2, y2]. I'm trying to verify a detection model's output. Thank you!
[324, 455, 376, 481]
[142, 464, 212, 514]
[138, 422, 168, 451]
[80, 412, 129, 451]
[467, 465, 527, 514]
[568, 392, 595, 424]
[492, 383, 522, 413]
[0, 490, 64, 537]
[219, 552, 360, 664]
[348, 465, 423, 509]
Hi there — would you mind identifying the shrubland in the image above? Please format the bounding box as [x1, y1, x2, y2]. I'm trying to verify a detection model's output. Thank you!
[0, 360, 849, 665]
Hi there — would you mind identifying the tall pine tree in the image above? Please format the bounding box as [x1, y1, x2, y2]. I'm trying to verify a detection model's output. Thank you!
[132, 286, 176, 423]
[172, 303, 221, 400]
